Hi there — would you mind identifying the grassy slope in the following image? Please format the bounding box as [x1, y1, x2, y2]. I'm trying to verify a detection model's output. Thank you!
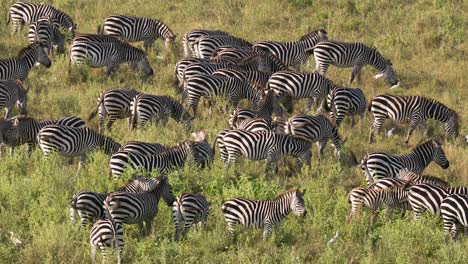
[0, 0, 466, 263]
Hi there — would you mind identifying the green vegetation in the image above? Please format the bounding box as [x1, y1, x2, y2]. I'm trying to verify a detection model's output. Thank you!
[0, 0, 466, 263]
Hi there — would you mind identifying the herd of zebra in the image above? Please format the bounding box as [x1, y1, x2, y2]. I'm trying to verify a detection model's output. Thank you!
[0, 1, 465, 262]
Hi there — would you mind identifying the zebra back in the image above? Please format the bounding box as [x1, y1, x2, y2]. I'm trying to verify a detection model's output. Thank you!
[119, 141, 167, 156]
[183, 29, 231, 57]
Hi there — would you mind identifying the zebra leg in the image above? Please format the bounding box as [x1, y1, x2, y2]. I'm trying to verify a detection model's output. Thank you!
[78, 155, 87, 173]
[305, 98, 314, 113]
[369, 118, 384, 144]
[90, 245, 97, 264]
[350, 65, 363, 84]
[405, 120, 420, 144]
[350, 116, 355, 127]
[370, 210, 379, 224]
[262, 224, 272, 241]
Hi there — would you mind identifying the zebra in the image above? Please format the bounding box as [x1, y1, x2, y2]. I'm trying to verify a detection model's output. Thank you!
[88, 89, 141, 133]
[103, 175, 175, 236]
[70, 175, 160, 226]
[361, 139, 449, 185]
[69, 41, 154, 77]
[253, 29, 328, 69]
[7, 2, 76, 36]
[273, 114, 342, 158]
[37, 125, 121, 171]
[28, 16, 65, 54]
[129, 94, 193, 130]
[230, 118, 272, 132]
[100, 15, 177, 51]
[368, 94, 459, 144]
[228, 89, 280, 127]
[396, 169, 448, 188]
[325, 87, 366, 127]
[220, 130, 312, 175]
[185, 74, 263, 116]
[267, 71, 336, 114]
[407, 183, 468, 220]
[119, 141, 167, 156]
[221, 189, 307, 241]
[0, 44, 51, 81]
[183, 29, 231, 57]
[310, 40, 399, 88]
[194, 35, 252, 59]
[172, 193, 210, 241]
[0, 80, 28, 118]
[90, 219, 124, 264]
[213, 69, 273, 89]
[440, 194, 468, 240]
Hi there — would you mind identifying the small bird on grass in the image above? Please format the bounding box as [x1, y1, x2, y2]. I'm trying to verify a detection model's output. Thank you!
[9, 231, 24, 249]
[327, 231, 339, 244]
[386, 127, 395, 138]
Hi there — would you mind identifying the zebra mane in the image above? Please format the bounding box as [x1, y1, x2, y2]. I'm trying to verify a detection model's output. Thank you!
[298, 29, 328, 41]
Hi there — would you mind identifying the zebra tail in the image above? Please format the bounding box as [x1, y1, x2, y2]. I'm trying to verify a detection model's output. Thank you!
[69, 194, 79, 222]
[129, 95, 139, 130]
[367, 97, 373, 112]
[6, 9, 10, 25]
[96, 24, 103, 34]
[88, 92, 104, 121]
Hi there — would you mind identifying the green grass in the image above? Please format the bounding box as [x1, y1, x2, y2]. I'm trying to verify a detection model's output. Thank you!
[0, 0, 467, 263]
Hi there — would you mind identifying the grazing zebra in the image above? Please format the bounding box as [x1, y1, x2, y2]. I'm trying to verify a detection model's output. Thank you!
[213, 69, 273, 88]
[325, 87, 366, 127]
[194, 35, 252, 59]
[0, 80, 28, 118]
[267, 71, 336, 114]
[90, 219, 124, 264]
[220, 130, 312, 175]
[172, 193, 210, 241]
[69, 41, 153, 77]
[28, 16, 65, 54]
[183, 29, 231, 57]
[253, 29, 328, 69]
[129, 94, 192, 130]
[310, 40, 399, 87]
[273, 114, 342, 158]
[88, 89, 141, 133]
[119, 141, 167, 156]
[7, 2, 76, 36]
[440, 194, 468, 239]
[228, 89, 279, 127]
[407, 183, 468, 220]
[37, 125, 121, 171]
[100, 15, 177, 51]
[185, 74, 263, 116]
[0, 44, 51, 81]
[361, 139, 449, 185]
[221, 189, 307, 241]
[368, 94, 459, 144]
[396, 169, 448, 187]
[73, 33, 124, 44]
[104, 176, 175, 235]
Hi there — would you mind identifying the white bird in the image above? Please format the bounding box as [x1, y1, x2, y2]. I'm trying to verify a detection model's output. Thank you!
[9, 232, 24, 248]
[465, 135, 468, 143]
[327, 231, 339, 244]
[386, 127, 395, 138]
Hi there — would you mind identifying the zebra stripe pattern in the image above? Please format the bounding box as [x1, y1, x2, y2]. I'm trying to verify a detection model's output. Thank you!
[90, 219, 124, 264]
[119, 141, 167, 156]
[228, 89, 279, 127]
[0, 44, 51, 81]
[172, 193, 210, 241]
[73, 34, 124, 44]
[183, 29, 230, 57]
[221, 189, 307, 240]
[396, 169, 448, 187]
[0, 80, 28, 118]
[326, 87, 366, 127]
[210, 48, 289, 73]
[440, 194, 468, 239]
[311, 40, 399, 87]
[361, 139, 449, 185]
[230, 118, 272, 132]
[213, 69, 273, 88]
[194, 35, 252, 59]
[369, 94, 459, 143]
[28, 16, 65, 54]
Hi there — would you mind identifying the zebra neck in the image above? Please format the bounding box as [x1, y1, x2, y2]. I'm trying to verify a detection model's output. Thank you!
[367, 49, 387, 72]
[18, 53, 36, 72]
[271, 196, 293, 219]
[402, 145, 433, 170]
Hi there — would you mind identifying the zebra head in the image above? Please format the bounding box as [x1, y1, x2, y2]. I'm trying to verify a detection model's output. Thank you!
[20, 44, 52, 68]
[155, 175, 176, 206]
[0, 119, 15, 145]
[135, 56, 154, 77]
[290, 189, 307, 216]
[375, 59, 399, 88]
[15, 80, 28, 115]
[429, 139, 449, 169]
[444, 111, 459, 138]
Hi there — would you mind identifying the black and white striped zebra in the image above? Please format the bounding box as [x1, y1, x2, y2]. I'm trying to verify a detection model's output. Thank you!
[69, 41, 153, 77]
[253, 29, 328, 69]
[267, 71, 336, 114]
[311, 40, 399, 87]
[0, 44, 51, 81]
[28, 16, 65, 54]
[185, 74, 263, 116]
[368, 94, 459, 144]
[194, 35, 252, 59]
[37, 125, 121, 171]
[221, 189, 307, 241]
[396, 169, 448, 187]
[100, 15, 177, 51]
[228, 89, 279, 127]
[213, 69, 273, 89]
[172, 193, 210, 241]
[7, 2, 76, 36]
[183, 29, 231, 57]
[119, 141, 167, 156]
[440, 194, 468, 239]
[361, 139, 449, 185]
[0, 80, 28, 118]
[104, 175, 175, 235]
[90, 219, 124, 264]
[325, 87, 366, 127]
[88, 89, 141, 133]
[219, 130, 312, 175]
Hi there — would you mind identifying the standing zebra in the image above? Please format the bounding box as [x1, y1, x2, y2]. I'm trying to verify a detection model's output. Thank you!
[310, 40, 399, 88]
[90, 219, 124, 264]
[172, 193, 210, 241]
[183, 29, 231, 57]
[194, 35, 252, 59]
[37, 125, 121, 171]
[267, 71, 336, 114]
[368, 94, 459, 144]
[0, 44, 51, 81]
[361, 139, 449, 185]
[0, 80, 28, 118]
[221, 189, 307, 241]
[88, 89, 141, 133]
[325, 87, 366, 127]
[440, 194, 468, 240]
[69, 41, 154, 77]
[100, 15, 177, 51]
[253, 29, 328, 69]
[28, 16, 65, 54]
[104, 176, 175, 236]
[7, 2, 76, 36]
